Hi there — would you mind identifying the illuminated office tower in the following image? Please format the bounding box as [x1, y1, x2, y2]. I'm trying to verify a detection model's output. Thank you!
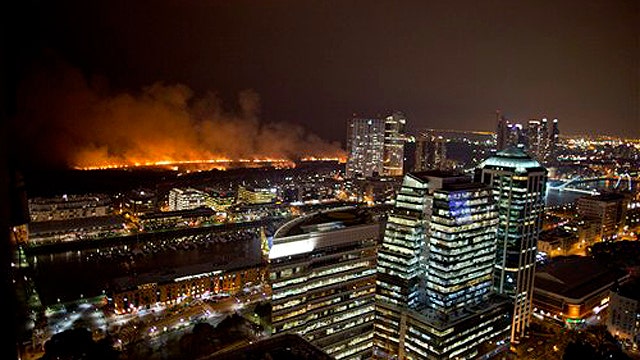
[538, 117, 560, 164]
[375, 173, 431, 312]
[375, 171, 511, 359]
[383, 111, 407, 176]
[424, 178, 500, 317]
[269, 207, 379, 359]
[346, 116, 385, 178]
[475, 146, 547, 343]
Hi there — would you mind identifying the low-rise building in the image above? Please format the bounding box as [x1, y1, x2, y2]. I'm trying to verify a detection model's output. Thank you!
[533, 256, 629, 327]
[110, 260, 265, 313]
[205, 190, 235, 212]
[538, 228, 578, 257]
[138, 208, 215, 231]
[168, 187, 208, 211]
[28, 194, 113, 222]
[28, 215, 127, 244]
[237, 185, 278, 205]
[123, 189, 157, 216]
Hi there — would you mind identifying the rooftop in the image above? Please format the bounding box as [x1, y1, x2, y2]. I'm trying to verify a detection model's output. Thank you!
[202, 333, 333, 360]
[139, 207, 215, 220]
[413, 293, 511, 329]
[111, 258, 264, 291]
[274, 206, 375, 238]
[614, 278, 640, 301]
[407, 171, 488, 192]
[477, 146, 545, 173]
[579, 191, 627, 203]
[534, 256, 626, 301]
[29, 215, 125, 235]
[439, 181, 488, 192]
[411, 169, 467, 181]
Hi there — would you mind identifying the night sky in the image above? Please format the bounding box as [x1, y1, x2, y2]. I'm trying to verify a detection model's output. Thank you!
[4, 0, 640, 168]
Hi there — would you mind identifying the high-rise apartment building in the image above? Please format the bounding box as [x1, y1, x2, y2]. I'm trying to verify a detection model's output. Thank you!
[540, 118, 549, 160]
[414, 130, 446, 172]
[475, 146, 547, 342]
[346, 112, 407, 178]
[346, 117, 386, 178]
[526, 120, 545, 162]
[375, 171, 511, 359]
[269, 207, 379, 359]
[495, 111, 524, 151]
[522, 117, 560, 164]
[496, 110, 508, 151]
[383, 111, 407, 176]
[549, 118, 559, 162]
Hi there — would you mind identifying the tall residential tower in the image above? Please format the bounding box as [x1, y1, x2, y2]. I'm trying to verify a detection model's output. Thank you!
[383, 111, 407, 176]
[346, 116, 386, 178]
[346, 112, 407, 178]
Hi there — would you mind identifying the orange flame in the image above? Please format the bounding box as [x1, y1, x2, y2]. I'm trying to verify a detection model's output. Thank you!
[73, 157, 346, 171]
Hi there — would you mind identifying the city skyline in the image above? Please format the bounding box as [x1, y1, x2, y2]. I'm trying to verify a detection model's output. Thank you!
[2, 1, 640, 360]
[4, 0, 639, 170]
[3, 129, 640, 360]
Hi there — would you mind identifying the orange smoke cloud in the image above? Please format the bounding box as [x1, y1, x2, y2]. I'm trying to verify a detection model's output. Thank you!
[12, 59, 345, 169]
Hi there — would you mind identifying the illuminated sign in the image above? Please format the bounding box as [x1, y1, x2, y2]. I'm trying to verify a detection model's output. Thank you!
[269, 237, 317, 259]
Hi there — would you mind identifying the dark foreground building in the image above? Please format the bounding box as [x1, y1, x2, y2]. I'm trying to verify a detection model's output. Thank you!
[203, 333, 333, 360]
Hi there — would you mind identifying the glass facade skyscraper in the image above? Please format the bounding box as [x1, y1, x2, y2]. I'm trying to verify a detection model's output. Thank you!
[475, 146, 547, 343]
[375, 171, 511, 359]
[425, 179, 499, 319]
[376, 173, 429, 310]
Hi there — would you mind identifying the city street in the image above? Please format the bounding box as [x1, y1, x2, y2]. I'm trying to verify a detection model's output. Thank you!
[22, 283, 271, 360]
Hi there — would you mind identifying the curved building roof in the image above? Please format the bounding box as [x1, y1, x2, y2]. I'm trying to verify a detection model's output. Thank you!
[274, 206, 375, 239]
[477, 146, 545, 174]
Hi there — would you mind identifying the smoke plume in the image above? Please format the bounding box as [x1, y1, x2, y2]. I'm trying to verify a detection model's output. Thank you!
[11, 60, 345, 169]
